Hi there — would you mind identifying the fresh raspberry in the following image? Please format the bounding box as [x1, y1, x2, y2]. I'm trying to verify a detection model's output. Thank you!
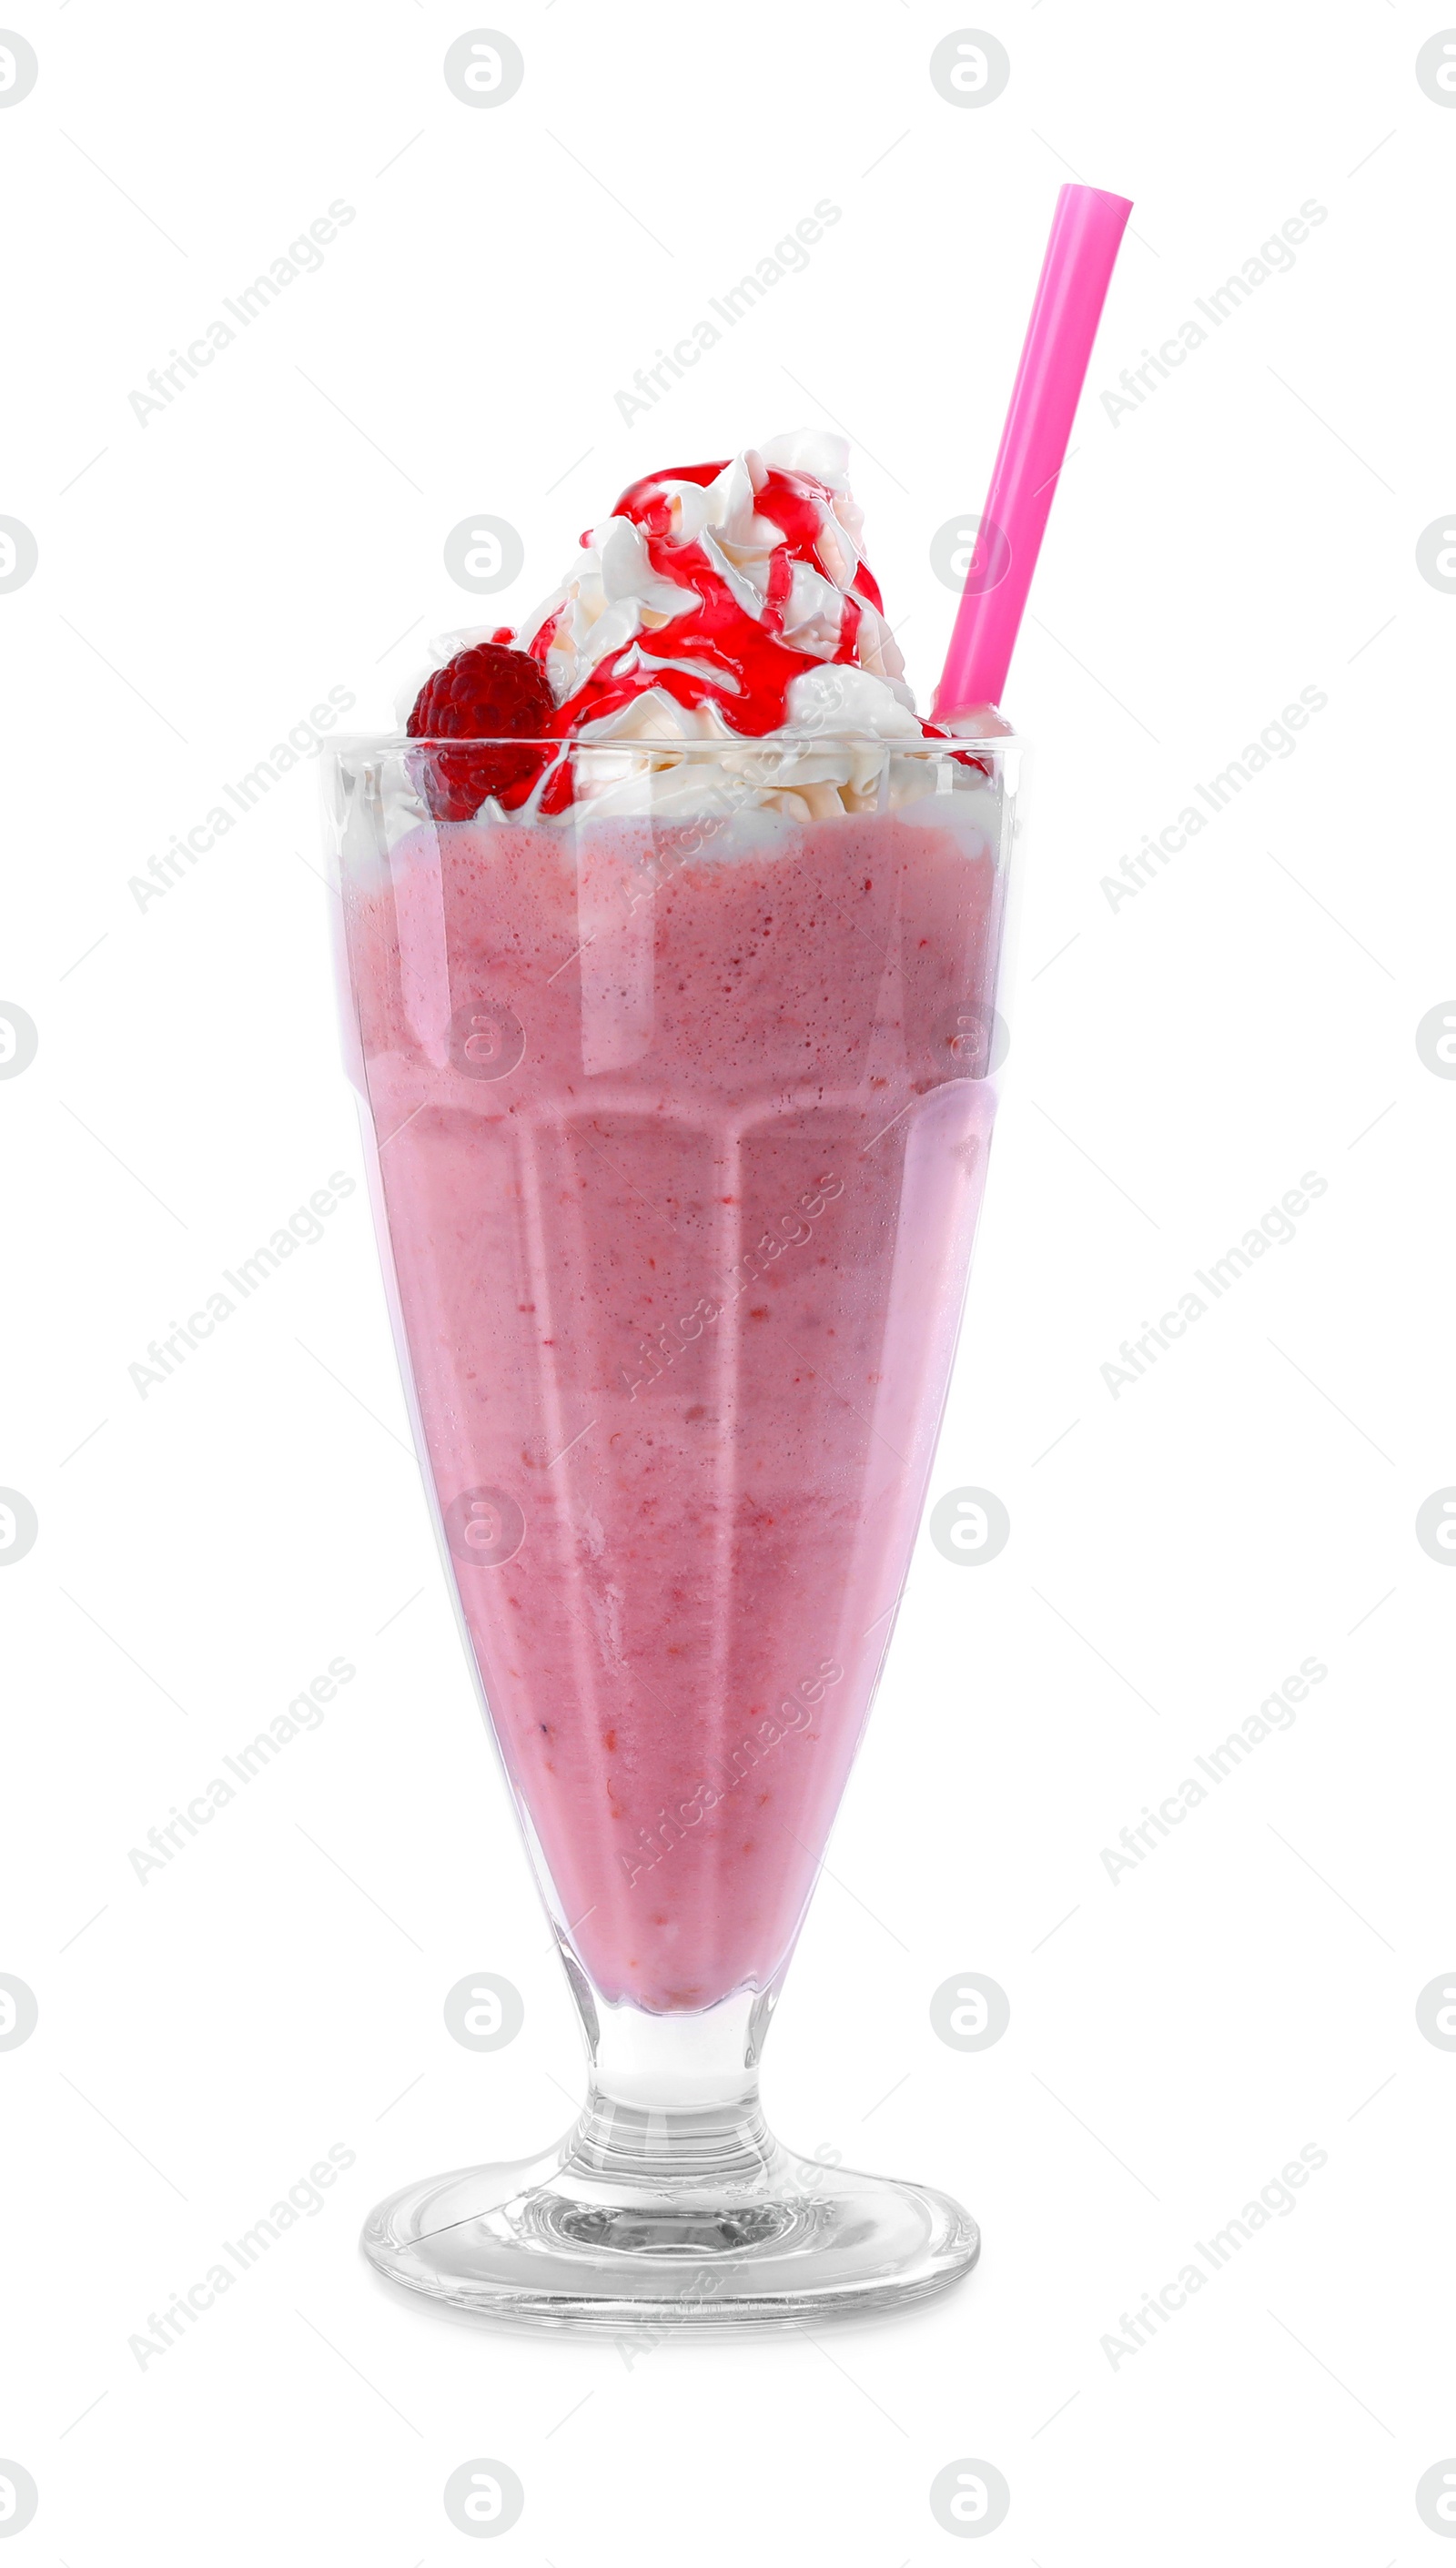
[407, 642, 556, 821]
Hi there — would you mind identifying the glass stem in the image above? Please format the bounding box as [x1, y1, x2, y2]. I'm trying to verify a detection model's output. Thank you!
[564, 1973, 783, 2186]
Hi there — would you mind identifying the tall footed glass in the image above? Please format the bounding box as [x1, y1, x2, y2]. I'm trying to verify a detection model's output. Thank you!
[327, 731, 1022, 2324]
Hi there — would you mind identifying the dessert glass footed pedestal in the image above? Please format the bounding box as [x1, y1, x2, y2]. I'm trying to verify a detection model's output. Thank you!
[328, 731, 1022, 2324]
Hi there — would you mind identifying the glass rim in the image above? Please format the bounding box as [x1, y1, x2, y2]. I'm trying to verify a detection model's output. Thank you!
[328, 729, 1020, 755]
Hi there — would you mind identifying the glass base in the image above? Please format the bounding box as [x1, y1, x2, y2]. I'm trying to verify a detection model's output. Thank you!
[361, 2115, 979, 2329]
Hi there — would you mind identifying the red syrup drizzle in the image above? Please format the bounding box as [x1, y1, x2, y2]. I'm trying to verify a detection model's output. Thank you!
[520, 458, 986, 813]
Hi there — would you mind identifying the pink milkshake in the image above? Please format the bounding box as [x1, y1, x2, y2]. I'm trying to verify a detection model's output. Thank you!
[345, 791, 1003, 2010]
[335, 430, 1020, 2319]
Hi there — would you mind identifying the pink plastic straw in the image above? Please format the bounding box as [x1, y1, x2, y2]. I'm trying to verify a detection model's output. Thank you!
[933, 184, 1132, 722]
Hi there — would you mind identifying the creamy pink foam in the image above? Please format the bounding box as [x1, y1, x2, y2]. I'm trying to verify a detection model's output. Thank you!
[346, 809, 1001, 2009]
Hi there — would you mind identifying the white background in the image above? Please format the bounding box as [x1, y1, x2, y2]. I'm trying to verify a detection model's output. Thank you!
[4, 1, 1455, 2560]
